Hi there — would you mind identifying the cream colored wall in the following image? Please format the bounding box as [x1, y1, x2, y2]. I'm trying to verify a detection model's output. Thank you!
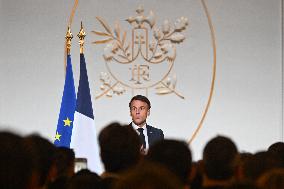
[0, 0, 283, 160]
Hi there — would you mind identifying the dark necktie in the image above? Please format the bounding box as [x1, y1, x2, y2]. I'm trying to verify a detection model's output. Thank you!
[137, 128, 146, 149]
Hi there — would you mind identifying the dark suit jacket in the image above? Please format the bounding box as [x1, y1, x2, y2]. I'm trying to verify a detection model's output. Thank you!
[129, 123, 164, 147]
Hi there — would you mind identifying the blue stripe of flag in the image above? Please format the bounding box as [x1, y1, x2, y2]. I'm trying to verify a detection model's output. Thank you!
[76, 54, 94, 119]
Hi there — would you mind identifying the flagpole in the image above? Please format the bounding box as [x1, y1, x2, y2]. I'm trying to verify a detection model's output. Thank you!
[54, 26, 76, 147]
[64, 0, 79, 71]
[77, 21, 86, 54]
[65, 26, 73, 55]
[71, 22, 102, 173]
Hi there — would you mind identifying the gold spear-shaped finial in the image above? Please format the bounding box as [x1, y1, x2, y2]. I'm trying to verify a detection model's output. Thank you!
[65, 26, 73, 55]
[77, 21, 86, 54]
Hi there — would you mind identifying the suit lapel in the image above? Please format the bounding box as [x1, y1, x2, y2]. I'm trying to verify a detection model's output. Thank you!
[146, 125, 154, 146]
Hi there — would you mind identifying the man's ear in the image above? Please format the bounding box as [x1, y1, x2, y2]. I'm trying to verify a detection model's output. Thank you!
[147, 109, 150, 116]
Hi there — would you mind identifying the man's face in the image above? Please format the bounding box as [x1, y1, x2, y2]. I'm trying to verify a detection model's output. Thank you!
[130, 100, 150, 127]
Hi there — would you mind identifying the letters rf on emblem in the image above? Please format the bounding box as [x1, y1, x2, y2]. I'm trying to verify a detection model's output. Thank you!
[93, 5, 189, 99]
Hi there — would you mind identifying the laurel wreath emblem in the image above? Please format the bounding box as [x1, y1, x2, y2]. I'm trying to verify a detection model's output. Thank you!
[92, 6, 189, 99]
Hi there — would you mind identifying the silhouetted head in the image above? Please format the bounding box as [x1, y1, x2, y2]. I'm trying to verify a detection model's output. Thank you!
[203, 135, 238, 180]
[99, 122, 141, 173]
[147, 139, 192, 185]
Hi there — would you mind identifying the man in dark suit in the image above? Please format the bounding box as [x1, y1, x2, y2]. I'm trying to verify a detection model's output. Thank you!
[129, 95, 164, 152]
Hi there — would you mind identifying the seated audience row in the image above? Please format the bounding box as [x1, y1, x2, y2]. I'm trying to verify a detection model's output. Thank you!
[1, 122, 284, 189]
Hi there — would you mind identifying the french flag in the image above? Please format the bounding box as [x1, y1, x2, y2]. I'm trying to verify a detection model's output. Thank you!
[70, 53, 102, 174]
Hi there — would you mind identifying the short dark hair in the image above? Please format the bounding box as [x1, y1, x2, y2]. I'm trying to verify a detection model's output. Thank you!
[203, 135, 238, 180]
[68, 169, 101, 189]
[243, 151, 282, 181]
[54, 147, 75, 178]
[146, 139, 192, 185]
[0, 131, 34, 189]
[113, 162, 183, 189]
[257, 168, 284, 189]
[129, 95, 151, 109]
[98, 122, 141, 173]
[268, 142, 284, 167]
[24, 134, 57, 186]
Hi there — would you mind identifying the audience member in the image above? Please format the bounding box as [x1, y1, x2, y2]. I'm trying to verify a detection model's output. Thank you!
[202, 135, 238, 189]
[3, 124, 284, 189]
[190, 160, 204, 189]
[267, 142, 284, 167]
[47, 147, 75, 189]
[242, 151, 282, 182]
[235, 152, 253, 182]
[24, 134, 57, 188]
[113, 162, 183, 189]
[0, 131, 35, 189]
[146, 139, 192, 187]
[67, 169, 101, 189]
[98, 122, 141, 188]
[53, 147, 75, 178]
[257, 168, 284, 189]
[48, 177, 69, 189]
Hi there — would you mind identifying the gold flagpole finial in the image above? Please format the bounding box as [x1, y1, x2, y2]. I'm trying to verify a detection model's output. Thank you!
[77, 21, 86, 54]
[65, 26, 73, 55]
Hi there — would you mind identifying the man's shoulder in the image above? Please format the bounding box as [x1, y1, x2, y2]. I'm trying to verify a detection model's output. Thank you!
[146, 125, 164, 142]
[146, 125, 163, 132]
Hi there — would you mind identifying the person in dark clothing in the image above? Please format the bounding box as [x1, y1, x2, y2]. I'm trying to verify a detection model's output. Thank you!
[98, 122, 141, 189]
[202, 135, 238, 189]
[146, 139, 192, 188]
[129, 95, 164, 152]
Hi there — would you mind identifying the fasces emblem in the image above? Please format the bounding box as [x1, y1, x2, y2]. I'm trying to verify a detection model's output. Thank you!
[93, 5, 189, 99]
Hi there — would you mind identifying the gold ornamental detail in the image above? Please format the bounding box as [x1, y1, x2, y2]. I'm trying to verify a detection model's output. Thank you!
[77, 22, 86, 54]
[92, 5, 189, 99]
[65, 26, 73, 55]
